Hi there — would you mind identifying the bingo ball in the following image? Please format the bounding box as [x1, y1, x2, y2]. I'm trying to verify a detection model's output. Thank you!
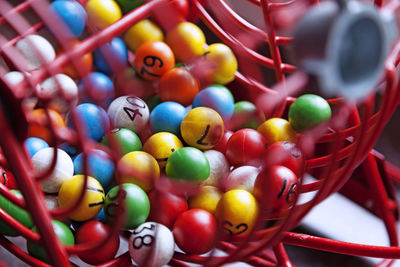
[85, 0, 121, 29]
[27, 220, 74, 263]
[288, 94, 332, 132]
[16, 34, 55, 71]
[78, 72, 115, 107]
[116, 0, 143, 13]
[28, 108, 65, 144]
[104, 183, 150, 229]
[31, 148, 74, 193]
[76, 220, 120, 265]
[150, 101, 187, 136]
[51, 0, 87, 37]
[3, 71, 38, 110]
[221, 165, 260, 193]
[58, 175, 105, 221]
[173, 209, 216, 254]
[125, 19, 164, 52]
[102, 128, 142, 156]
[107, 95, 150, 133]
[24, 137, 49, 158]
[129, 222, 174, 267]
[73, 149, 115, 188]
[188, 186, 222, 215]
[254, 165, 299, 212]
[134, 41, 175, 80]
[0, 167, 17, 189]
[143, 132, 183, 169]
[44, 195, 59, 211]
[216, 189, 259, 235]
[257, 118, 297, 146]
[202, 150, 230, 187]
[231, 101, 263, 131]
[0, 190, 32, 236]
[225, 128, 267, 167]
[117, 151, 160, 192]
[212, 130, 233, 154]
[192, 85, 234, 121]
[166, 147, 210, 182]
[180, 107, 224, 150]
[62, 40, 93, 78]
[93, 37, 128, 74]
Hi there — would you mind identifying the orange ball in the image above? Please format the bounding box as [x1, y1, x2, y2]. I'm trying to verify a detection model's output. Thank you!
[61, 41, 93, 79]
[159, 68, 199, 106]
[28, 109, 65, 143]
[134, 41, 175, 80]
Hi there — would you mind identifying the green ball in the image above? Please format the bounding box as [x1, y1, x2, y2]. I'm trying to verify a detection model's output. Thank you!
[288, 94, 332, 132]
[232, 101, 264, 130]
[115, 0, 144, 13]
[27, 220, 74, 263]
[166, 147, 210, 181]
[102, 128, 142, 155]
[0, 190, 33, 236]
[104, 183, 150, 229]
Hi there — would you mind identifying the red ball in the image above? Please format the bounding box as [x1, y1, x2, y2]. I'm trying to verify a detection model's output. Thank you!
[225, 128, 267, 166]
[75, 220, 120, 265]
[173, 209, 216, 254]
[0, 167, 17, 189]
[254, 165, 299, 212]
[213, 130, 233, 155]
[263, 141, 304, 177]
[152, 0, 188, 28]
[148, 190, 188, 229]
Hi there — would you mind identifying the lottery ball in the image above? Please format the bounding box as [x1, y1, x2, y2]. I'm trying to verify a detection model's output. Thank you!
[68, 103, 110, 141]
[188, 186, 222, 216]
[78, 72, 115, 107]
[117, 151, 160, 192]
[104, 183, 150, 229]
[0, 167, 17, 189]
[73, 149, 115, 188]
[129, 222, 174, 267]
[152, 0, 188, 29]
[44, 195, 59, 211]
[102, 128, 142, 156]
[173, 209, 216, 254]
[150, 101, 187, 136]
[143, 132, 183, 169]
[3, 71, 38, 110]
[31, 148, 74, 193]
[125, 19, 164, 52]
[216, 189, 259, 235]
[221, 166, 260, 193]
[93, 37, 128, 74]
[148, 190, 187, 229]
[58, 175, 105, 221]
[27, 220, 74, 263]
[28, 108, 65, 144]
[85, 0, 121, 29]
[231, 101, 263, 131]
[257, 118, 297, 146]
[24, 137, 49, 158]
[254, 165, 299, 212]
[158, 67, 199, 106]
[225, 128, 267, 167]
[51, 0, 87, 37]
[213, 130, 233, 154]
[202, 150, 229, 187]
[16, 34, 55, 71]
[134, 41, 175, 80]
[76, 220, 120, 265]
[166, 147, 210, 182]
[107, 95, 150, 133]
[116, 0, 144, 13]
[180, 107, 224, 150]
[192, 85, 234, 121]
[0, 190, 32, 236]
[288, 94, 332, 132]
[166, 22, 206, 63]
[62, 41, 93, 78]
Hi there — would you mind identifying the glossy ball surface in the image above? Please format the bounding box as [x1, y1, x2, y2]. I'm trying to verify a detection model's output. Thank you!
[51, 0, 87, 37]
[63, 41, 93, 78]
[85, 0, 121, 29]
[150, 101, 187, 136]
[101, 128, 142, 156]
[28, 108, 65, 144]
[115, 0, 143, 13]
[0, 167, 17, 189]
[78, 72, 115, 107]
[16, 34, 55, 71]
[212, 130, 233, 154]
[188, 186, 222, 215]
[202, 150, 230, 187]
[231, 101, 262, 130]
[0, 190, 32, 236]
[221, 166, 260, 193]
[24, 137, 49, 158]
[257, 118, 296, 146]
[93, 37, 128, 74]
[125, 19, 164, 52]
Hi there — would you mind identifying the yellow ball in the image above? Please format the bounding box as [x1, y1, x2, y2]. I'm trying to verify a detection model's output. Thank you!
[166, 22, 206, 63]
[124, 19, 164, 52]
[85, 0, 122, 29]
[181, 107, 224, 150]
[143, 132, 183, 168]
[216, 189, 258, 235]
[117, 151, 160, 192]
[58, 175, 105, 221]
[202, 43, 238, 84]
[188, 186, 222, 216]
[257, 118, 297, 146]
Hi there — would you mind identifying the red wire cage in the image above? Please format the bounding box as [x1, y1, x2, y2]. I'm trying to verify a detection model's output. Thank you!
[0, 0, 400, 266]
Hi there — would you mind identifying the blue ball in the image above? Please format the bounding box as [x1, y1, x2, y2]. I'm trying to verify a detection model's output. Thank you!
[192, 85, 234, 121]
[93, 38, 128, 75]
[93, 207, 107, 222]
[68, 103, 110, 141]
[78, 72, 115, 107]
[24, 137, 49, 158]
[73, 149, 115, 188]
[150, 101, 187, 136]
[51, 0, 87, 37]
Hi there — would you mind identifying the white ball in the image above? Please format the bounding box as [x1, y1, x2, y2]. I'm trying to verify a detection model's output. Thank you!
[107, 95, 149, 133]
[31, 148, 74, 193]
[202, 150, 230, 187]
[44, 195, 59, 210]
[16, 34, 56, 71]
[221, 165, 260, 193]
[3, 71, 38, 110]
[129, 222, 174, 267]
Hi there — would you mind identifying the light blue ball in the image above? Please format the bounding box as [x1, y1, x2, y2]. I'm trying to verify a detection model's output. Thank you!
[150, 101, 187, 136]
[24, 137, 49, 158]
[78, 72, 115, 107]
[50, 0, 87, 37]
[93, 38, 128, 75]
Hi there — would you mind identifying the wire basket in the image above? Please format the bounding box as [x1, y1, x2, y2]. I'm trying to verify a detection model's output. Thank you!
[0, 0, 400, 266]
